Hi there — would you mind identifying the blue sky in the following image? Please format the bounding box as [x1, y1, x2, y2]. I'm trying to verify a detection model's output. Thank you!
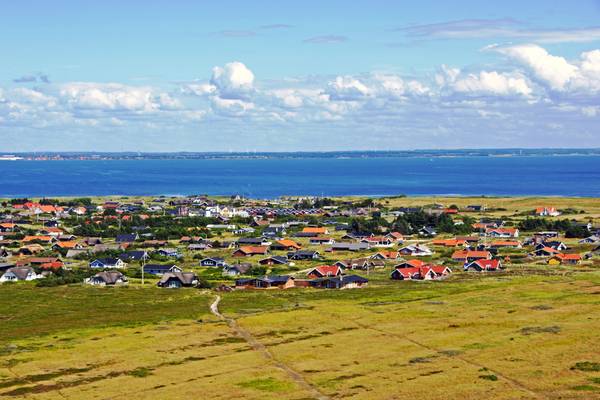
[1, 0, 600, 151]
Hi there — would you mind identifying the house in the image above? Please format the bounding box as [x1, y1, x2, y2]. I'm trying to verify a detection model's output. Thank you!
[259, 255, 288, 265]
[398, 244, 433, 257]
[390, 265, 450, 281]
[534, 231, 560, 239]
[0, 266, 44, 282]
[235, 275, 295, 289]
[199, 257, 227, 267]
[431, 239, 468, 247]
[22, 235, 54, 244]
[537, 241, 568, 251]
[385, 232, 404, 243]
[489, 241, 522, 249]
[328, 242, 370, 252]
[52, 241, 84, 251]
[16, 257, 62, 268]
[155, 248, 181, 258]
[0, 223, 17, 232]
[394, 259, 427, 269]
[579, 235, 600, 244]
[270, 239, 301, 251]
[89, 258, 127, 269]
[532, 247, 561, 257]
[237, 237, 270, 247]
[465, 205, 485, 212]
[232, 246, 269, 257]
[0, 262, 16, 273]
[85, 271, 128, 286]
[57, 234, 77, 241]
[370, 250, 400, 260]
[157, 272, 199, 288]
[535, 207, 561, 217]
[262, 226, 286, 238]
[360, 236, 394, 247]
[18, 244, 45, 256]
[188, 243, 212, 251]
[307, 265, 343, 278]
[222, 263, 252, 276]
[548, 253, 582, 265]
[485, 228, 519, 238]
[83, 237, 103, 246]
[464, 259, 503, 272]
[116, 233, 138, 243]
[143, 264, 182, 276]
[119, 250, 149, 261]
[419, 226, 437, 237]
[287, 250, 320, 260]
[451, 250, 492, 263]
[455, 236, 481, 244]
[309, 274, 368, 289]
[141, 240, 168, 248]
[302, 227, 329, 235]
[309, 237, 335, 245]
[335, 258, 384, 270]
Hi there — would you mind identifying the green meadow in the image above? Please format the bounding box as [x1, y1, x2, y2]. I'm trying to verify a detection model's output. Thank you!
[1, 265, 599, 399]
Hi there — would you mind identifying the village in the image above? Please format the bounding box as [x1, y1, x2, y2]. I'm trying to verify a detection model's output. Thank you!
[1, 196, 599, 291]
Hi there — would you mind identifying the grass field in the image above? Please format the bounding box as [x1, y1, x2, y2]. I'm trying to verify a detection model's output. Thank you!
[1, 266, 599, 399]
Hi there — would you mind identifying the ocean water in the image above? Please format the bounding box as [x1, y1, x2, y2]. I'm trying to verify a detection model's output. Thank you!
[0, 156, 599, 198]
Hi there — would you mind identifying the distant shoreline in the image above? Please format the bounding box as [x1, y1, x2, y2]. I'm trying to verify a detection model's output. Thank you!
[1, 148, 600, 161]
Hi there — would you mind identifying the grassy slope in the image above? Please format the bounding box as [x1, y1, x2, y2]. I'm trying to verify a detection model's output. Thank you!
[1, 268, 599, 399]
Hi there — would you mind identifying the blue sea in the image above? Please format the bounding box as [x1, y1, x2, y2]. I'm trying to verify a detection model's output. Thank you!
[1, 156, 599, 198]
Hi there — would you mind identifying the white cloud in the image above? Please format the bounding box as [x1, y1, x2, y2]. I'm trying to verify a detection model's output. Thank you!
[211, 96, 255, 116]
[3, 47, 600, 150]
[326, 76, 371, 101]
[59, 83, 179, 112]
[494, 44, 577, 91]
[452, 71, 532, 96]
[210, 61, 254, 99]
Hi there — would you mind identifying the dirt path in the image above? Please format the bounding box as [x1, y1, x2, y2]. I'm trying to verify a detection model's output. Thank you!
[210, 295, 330, 400]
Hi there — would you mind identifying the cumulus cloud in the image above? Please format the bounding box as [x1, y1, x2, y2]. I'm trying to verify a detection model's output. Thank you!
[452, 71, 532, 97]
[210, 61, 255, 99]
[491, 44, 600, 95]
[493, 44, 577, 91]
[3, 46, 600, 150]
[59, 83, 180, 112]
[325, 76, 371, 101]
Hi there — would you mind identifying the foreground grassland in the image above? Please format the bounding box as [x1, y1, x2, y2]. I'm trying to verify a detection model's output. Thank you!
[1, 267, 599, 399]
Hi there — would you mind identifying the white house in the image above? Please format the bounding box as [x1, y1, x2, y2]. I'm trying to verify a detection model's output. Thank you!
[89, 258, 127, 269]
[0, 267, 44, 282]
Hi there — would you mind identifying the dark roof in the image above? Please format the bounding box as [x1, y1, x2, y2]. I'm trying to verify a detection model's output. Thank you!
[119, 251, 148, 260]
[225, 263, 251, 274]
[144, 264, 179, 272]
[201, 257, 225, 262]
[310, 274, 368, 285]
[237, 237, 265, 245]
[157, 272, 198, 286]
[260, 255, 288, 264]
[92, 257, 121, 265]
[92, 271, 127, 284]
[116, 233, 137, 242]
[5, 266, 35, 280]
[263, 275, 293, 284]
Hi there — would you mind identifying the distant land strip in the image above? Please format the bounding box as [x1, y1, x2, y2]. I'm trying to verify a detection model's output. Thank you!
[1, 148, 600, 161]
